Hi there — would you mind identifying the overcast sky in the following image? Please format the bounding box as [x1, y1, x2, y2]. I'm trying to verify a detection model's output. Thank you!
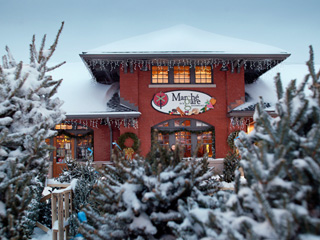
[1, 0, 319, 65]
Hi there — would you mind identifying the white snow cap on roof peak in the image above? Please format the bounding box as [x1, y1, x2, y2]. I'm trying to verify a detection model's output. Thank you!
[87, 24, 288, 55]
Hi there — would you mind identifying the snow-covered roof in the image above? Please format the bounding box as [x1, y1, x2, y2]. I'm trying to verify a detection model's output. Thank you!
[51, 62, 140, 118]
[85, 25, 289, 57]
[232, 63, 320, 114]
[52, 61, 318, 119]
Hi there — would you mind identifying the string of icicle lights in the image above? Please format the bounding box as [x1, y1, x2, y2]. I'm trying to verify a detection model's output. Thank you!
[85, 58, 280, 72]
[229, 117, 252, 131]
[62, 118, 139, 130]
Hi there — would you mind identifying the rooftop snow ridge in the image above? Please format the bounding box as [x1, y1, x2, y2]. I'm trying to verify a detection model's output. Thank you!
[86, 24, 289, 55]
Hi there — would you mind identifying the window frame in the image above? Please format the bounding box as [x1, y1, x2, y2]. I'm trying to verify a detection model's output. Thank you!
[152, 118, 215, 158]
[151, 65, 214, 85]
[51, 123, 94, 162]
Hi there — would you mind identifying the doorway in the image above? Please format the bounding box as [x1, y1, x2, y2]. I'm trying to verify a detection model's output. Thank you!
[153, 118, 215, 158]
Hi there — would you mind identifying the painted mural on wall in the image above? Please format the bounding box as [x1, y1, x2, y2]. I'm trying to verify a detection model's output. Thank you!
[151, 90, 216, 116]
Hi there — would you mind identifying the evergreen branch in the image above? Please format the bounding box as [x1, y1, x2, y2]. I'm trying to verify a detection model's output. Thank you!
[38, 34, 47, 62]
[8, 73, 28, 99]
[267, 158, 285, 182]
[48, 79, 62, 98]
[14, 61, 23, 80]
[150, 211, 181, 222]
[307, 46, 320, 102]
[276, 128, 288, 159]
[0, 171, 33, 192]
[46, 21, 64, 61]
[46, 61, 66, 72]
[291, 100, 309, 132]
[297, 73, 310, 94]
[311, 129, 320, 159]
[29, 35, 38, 66]
[285, 79, 297, 122]
[275, 73, 283, 100]
[2, 55, 8, 69]
[256, 97, 278, 145]
[167, 185, 189, 203]
[102, 173, 121, 187]
[194, 170, 214, 185]
[0, 64, 3, 78]
[234, 169, 241, 194]
[307, 46, 316, 86]
[5, 46, 17, 67]
[253, 185, 276, 229]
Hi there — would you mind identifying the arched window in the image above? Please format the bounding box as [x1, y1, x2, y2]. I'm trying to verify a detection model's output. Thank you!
[54, 123, 94, 163]
[152, 118, 215, 158]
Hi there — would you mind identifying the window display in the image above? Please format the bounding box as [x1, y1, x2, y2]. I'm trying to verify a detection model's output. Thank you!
[153, 118, 215, 158]
[56, 135, 73, 163]
[53, 123, 94, 162]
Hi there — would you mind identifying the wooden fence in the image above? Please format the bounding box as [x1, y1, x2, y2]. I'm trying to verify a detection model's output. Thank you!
[38, 183, 72, 240]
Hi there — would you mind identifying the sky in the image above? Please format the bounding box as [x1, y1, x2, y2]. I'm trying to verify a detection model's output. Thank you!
[0, 0, 319, 65]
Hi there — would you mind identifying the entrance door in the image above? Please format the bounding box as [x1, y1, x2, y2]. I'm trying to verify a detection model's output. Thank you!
[175, 131, 192, 157]
[53, 134, 75, 177]
[153, 118, 215, 158]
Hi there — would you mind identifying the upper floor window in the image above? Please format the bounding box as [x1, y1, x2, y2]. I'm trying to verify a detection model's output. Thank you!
[174, 66, 190, 83]
[195, 66, 212, 83]
[152, 66, 168, 83]
[151, 65, 213, 84]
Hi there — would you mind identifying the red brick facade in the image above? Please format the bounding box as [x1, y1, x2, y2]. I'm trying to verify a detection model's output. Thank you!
[116, 64, 245, 159]
[51, 62, 245, 177]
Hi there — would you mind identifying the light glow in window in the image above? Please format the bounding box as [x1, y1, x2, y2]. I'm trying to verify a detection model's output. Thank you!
[152, 66, 168, 83]
[195, 66, 212, 83]
[174, 66, 190, 83]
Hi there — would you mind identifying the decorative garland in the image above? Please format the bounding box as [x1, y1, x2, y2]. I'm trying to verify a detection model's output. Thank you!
[118, 132, 140, 152]
[154, 127, 215, 135]
[57, 130, 93, 139]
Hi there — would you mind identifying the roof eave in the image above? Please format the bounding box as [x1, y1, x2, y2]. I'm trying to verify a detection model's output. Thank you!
[80, 52, 290, 61]
[66, 112, 141, 119]
[227, 110, 277, 117]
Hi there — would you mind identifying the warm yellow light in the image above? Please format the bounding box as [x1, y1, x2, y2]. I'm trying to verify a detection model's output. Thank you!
[247, 122, 255, 133]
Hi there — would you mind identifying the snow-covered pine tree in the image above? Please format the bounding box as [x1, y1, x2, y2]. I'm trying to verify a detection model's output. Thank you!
[219, 131, 240, 183]
[168, 192, 235, 240]
[79, 139, 219, 240]
[229, 46, 320, 239]
[0, 22, 65, 239]
[220, 150, 240, 183]
[169, 47, 320, 240]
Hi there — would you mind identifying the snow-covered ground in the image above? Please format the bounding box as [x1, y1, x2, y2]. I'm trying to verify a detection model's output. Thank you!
[31, 228, 52, 240]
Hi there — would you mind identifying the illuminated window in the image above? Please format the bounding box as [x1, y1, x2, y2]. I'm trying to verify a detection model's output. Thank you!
[174, 66, 190, 83]
[52, 123, 93, 163]
[174, 119, 191, 127]
[157, 121, 169, 127]
[151, 65, 213, 84]
[152, 66, 168, 83]
[76, 135, 93, 160]
[55, 123, 73, 130]
[56, 135, 73, 162]
[157, 132, 169, 147]
[153, 119, 215, 158]
[175, 131, 192, 157]
[247, 121, 255, 133]
[197, 131, 213, 157]
[195, 66, 212, 83]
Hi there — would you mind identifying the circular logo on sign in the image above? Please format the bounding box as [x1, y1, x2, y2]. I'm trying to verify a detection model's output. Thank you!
[153, 92, 168, 108]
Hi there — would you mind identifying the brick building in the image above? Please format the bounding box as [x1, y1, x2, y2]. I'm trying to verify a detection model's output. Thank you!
[50, 25, 290, 177]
